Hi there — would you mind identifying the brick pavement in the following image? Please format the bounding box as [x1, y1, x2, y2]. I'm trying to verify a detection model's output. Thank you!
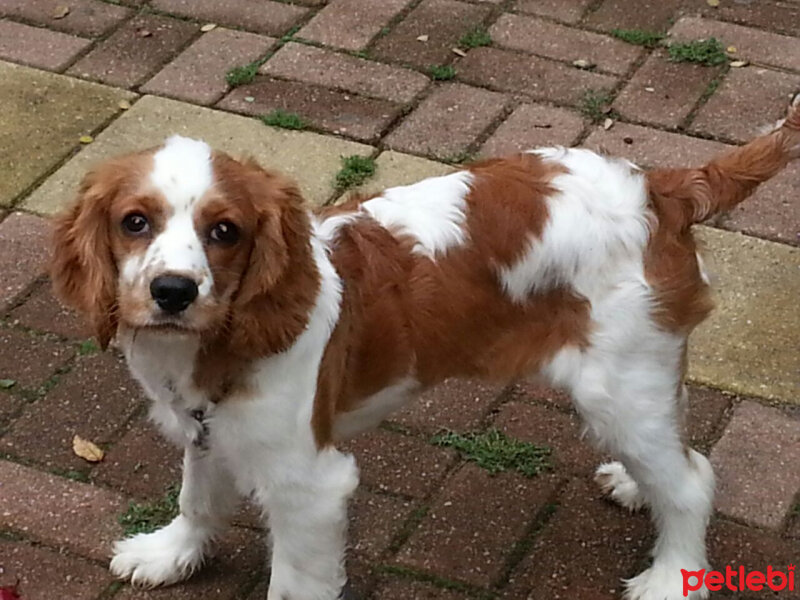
[0, 0, 799, 598]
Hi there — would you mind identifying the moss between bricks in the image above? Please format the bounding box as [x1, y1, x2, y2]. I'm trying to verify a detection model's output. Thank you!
[432, 429, 552, 477]
[260, 110, 307, 131]
[334, 155, 376, 191]
[610, 28, 665, 48]
[579, 89, 615, 123]
[668, 38, 728, 66]
[118, 484, 180, 536]
[459, 26, 492, 49]
[429, 64, 456, 81]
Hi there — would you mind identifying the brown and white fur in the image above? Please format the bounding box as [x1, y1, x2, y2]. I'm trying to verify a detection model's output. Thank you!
[51, 99, 800, 600]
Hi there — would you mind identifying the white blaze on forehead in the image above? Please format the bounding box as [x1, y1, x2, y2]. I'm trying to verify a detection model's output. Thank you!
[150, 135, 213, 210]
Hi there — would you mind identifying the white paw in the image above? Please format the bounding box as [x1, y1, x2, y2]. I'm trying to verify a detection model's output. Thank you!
[625, 563, 710, 600]
[595, 461, 645, 512]
[110, 515, 211, 587]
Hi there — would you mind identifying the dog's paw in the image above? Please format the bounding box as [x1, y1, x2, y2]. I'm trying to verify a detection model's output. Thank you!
[110, 515, 210, 587]
[625, 563, 710, 600]
[595, 462, 645, 512]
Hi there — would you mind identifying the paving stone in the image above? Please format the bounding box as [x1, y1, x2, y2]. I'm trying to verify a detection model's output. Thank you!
[480, 103, 585, 157]
[7, 279, 89, 339]
[395, 463, 558, 586]
[1, 353, 143, 473]
[0, 459, 126, 561]
[384, 83, 509, 160]
[91, 417, 181, 500]
[371, 0, 492, 69]
[141, 28, 275, 105]
[458, 47, 618, 107]
[612, 50, 722, 129]
[0, 62, 135, 208]
[493, 401, 597, 476]
[21, 95, 374, 214]
[585, 0, 683, 31]
[372, 577, 470, 599]
[115, 527, 266, 600]
[390, 378, 505, 434]
[690, 67, 800, 143]
[710, 401, 800, 530]
[67, 14, 197, 88]
[150, 0, 307, 36]
[0, 213, 51, 310]
[298, 0, 413, 51]
[348, 151, 454, 198]
[0, 0, 131, 37]
[503, 478, 652, 600]
[669, 15, 800, 73]
[504, 382, 573, 412]
[685, 385, 732, 451]
[689, 227, 800, 404]
[696, 0, 800, 38]
[514, 0, 594, 24]
[0, 328, 75, 393]
[0, 539, 113, 600]
[349, 489, 414, 559]
[585, 122, 730, 169]
[340, 429, 456, 498]
[490, 13, 641, 75]
[0, 20, 91, 72]
[218, 77, 401, 143]
[261, 42, 429, 104]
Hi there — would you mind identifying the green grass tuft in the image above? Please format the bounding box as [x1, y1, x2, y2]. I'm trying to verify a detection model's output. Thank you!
[118, 485, 180, 536]
[668, 38, 728, 66]
[225, 62, 260, 87]
[432, 429, 552, 477]
[334, 155, 377, 191]
[260, 110, 307, 130]
[610, 28, 665, 48]
[459, 26, 492, 49]
[429, 64, 456, 81]
[77, 339, 99, 356]
[579, 89, 614, 123]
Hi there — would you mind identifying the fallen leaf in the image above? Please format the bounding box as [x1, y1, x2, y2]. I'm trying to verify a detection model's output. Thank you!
[200, 23, 217, 32]
[572, 59, 594, 69]
[118, 99, 131, 110]
[706, 0, 719, 6]
[244, 96, 255, 103]
[603, 118, 614, 130]
[0, 379, 16, 389]
[416, 34, 429, 42]
[730, 59, 749, 67]
[73, 435, 104, 462]
[452, 47, 467, 57]
[137, 29, 152, 38]
[727, 45, 737, 53]
[645, 86, 655, 92]
[79, 135, 93, 144]
[52, 5, 70, 19]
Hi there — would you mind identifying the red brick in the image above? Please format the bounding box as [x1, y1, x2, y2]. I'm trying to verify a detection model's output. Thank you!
[298, 0, 413, 51]
[372, 577, 470, 599]
[141, 28, 275, 105]
[514, 0, 594, 24]
[0, 20, 89, 72]
[67, 14, 197, 88]
[395, 464, 558, 586]
[150, 0, 307, 36]
[685, 386, 732, 451]
[390, 378, 505, 434]
[0, 0, 131, 37]
[504, 478, 652, 600]
[0, 328, 75, 392]
[612, 50, 722, 129]
[385, 83, 509, 160]
[504, 382, 573, 411]
[585, 122, 731, 169]
[262, 42, 429, 103]
[585, 0, 684, 32]
[0, 539, 112, 600]
[493, 401, 598, 476]
[7, 279, 89, 339]
[1, 353, 143, 473]
[459, 47, 618, 107]
[690, 67, 800, 143]
[490, 13, 642, 75]
[91, 417, 181, 500]
[341, 429, 456, 498]
[349, 489, 414, 559]
[0, 213, 51, 311]
[0, 459, 126, 561]
[372, 0, 492, 69]
[480, 103, 585, 157]
[710, 400, 800, 530]
[696, 0, 800, 38]
[218, 78, 401, 143]
[669, 15, 800, 73]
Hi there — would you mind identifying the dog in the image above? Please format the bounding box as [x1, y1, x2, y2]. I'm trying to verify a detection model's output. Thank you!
[51, 98, 799, 600]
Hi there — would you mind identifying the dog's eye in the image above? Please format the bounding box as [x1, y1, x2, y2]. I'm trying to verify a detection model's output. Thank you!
[209, 221, 239, 244]
[122, 213, 150, 235]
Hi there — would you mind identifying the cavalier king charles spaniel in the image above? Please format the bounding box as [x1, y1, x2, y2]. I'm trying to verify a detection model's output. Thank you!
[51, 98, 799, 600]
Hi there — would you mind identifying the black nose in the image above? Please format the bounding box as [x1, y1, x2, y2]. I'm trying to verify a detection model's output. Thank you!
[150, 275, 198, 314]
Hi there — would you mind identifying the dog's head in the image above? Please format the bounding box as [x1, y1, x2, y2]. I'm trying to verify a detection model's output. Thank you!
[52, 136, 314, 353]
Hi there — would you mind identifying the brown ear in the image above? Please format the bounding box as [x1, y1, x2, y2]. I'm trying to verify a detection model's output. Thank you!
[216, 158, 319, 358]
[51, 170, 119, 349]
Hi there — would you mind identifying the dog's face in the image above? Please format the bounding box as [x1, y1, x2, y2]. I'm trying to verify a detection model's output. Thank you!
[52, 136, 307, 349]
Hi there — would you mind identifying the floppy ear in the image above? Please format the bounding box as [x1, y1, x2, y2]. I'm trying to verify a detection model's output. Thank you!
[216, 157, 319, 358]
[51, 170, 119, 349]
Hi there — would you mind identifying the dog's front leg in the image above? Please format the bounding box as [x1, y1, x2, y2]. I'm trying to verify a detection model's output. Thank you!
[259, 447, 359, 600]
[110, 444, 240, 587]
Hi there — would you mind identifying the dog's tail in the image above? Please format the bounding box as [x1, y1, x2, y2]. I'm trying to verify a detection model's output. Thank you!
[647, 95, 800, 230]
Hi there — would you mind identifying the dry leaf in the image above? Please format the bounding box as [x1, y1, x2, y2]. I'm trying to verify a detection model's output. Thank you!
[706, 0, 719, 6]
[118, 99, 131, 110]
[0, 379, 16, 389]
[727, 45, 737, 53]
[73, 435, 104, 462]
[452, 47, 467, 57]
[79, 135, 93, 144]
[416, 34, 429, 42]
[603, 118, 614, 130]
[52, 5, 70, 19]
[200, 23, 217, 32]
[572, 59, 594, 69]
[137, 29, 152, 38]
[645, 86, 655, 92]
[730, 59, 749, 68]
[244, 96, 255, 103]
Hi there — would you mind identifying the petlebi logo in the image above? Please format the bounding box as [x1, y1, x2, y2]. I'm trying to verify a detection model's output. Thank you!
[682, 565, 795, 596]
